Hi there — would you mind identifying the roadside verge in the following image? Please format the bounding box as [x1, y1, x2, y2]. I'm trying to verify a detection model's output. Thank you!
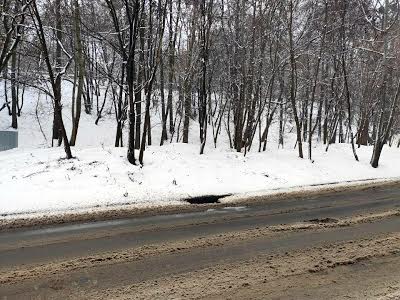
[1, 178, 400, 231]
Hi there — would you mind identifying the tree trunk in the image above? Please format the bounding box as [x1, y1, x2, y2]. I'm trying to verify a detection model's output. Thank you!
[160, 49, 168, 145]
[70, 0, 85, 146]
[54, 82, 73, 159]
[52, 0, 63, 146]
[288, 0, 303, 158]
[10, 47, 17, 129]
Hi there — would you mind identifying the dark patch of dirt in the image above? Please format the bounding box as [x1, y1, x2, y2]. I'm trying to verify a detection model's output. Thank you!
[307, 217, 339, 224]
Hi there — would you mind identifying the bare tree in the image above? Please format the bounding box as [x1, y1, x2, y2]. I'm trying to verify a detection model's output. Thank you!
[29, 0, 73, 158]
[70, 0, 85, 146]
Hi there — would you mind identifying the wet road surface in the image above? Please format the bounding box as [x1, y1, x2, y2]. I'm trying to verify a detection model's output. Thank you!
[1, 183, 400, 299]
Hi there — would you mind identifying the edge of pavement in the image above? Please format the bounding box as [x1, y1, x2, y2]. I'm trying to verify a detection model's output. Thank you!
[1, 177, 400, 231]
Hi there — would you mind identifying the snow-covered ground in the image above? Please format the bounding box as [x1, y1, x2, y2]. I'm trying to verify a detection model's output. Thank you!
[1, 82, 400, 218]
[0, 82, 125, 148]
[1, 143, 400, 217]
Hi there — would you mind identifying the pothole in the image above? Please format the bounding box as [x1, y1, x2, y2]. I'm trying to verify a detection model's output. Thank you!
[185, 195, 230, 204]
[307, 217, 339, 224]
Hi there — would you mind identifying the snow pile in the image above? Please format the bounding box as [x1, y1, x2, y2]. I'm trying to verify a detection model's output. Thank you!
[1, 143, 400, 217]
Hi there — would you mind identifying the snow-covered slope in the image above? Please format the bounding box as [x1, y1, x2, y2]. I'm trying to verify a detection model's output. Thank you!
[1, 81, 400, 218]
[0, 82, 128, 148]
[1, 143, 400, 217]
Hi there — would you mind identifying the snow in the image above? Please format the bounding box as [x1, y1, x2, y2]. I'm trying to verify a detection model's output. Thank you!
[0, 83, 119, 148]
[1, 82, 400, 218]
[1, 142, 400, 217]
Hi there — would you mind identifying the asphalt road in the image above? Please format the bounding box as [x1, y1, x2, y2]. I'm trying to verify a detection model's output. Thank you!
[1, 183, 400, 299]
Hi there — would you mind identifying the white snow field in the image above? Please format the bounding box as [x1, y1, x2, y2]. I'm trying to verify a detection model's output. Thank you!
[1, 82, 400, 218]
[1, 143, 400, 217]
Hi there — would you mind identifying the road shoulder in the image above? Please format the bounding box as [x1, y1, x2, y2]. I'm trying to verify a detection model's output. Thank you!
[1, 178, 399, 231]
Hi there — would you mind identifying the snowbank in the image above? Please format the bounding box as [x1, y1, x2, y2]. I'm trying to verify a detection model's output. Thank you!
[1, 143, 400, 217]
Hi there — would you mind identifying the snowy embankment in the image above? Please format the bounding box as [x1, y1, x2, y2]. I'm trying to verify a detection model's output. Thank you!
[1, 143, 400, 218]
[1, 83, 400, 219]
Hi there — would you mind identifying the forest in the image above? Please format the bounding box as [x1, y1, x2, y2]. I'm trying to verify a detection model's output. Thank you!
[1, 0, 400, 168]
